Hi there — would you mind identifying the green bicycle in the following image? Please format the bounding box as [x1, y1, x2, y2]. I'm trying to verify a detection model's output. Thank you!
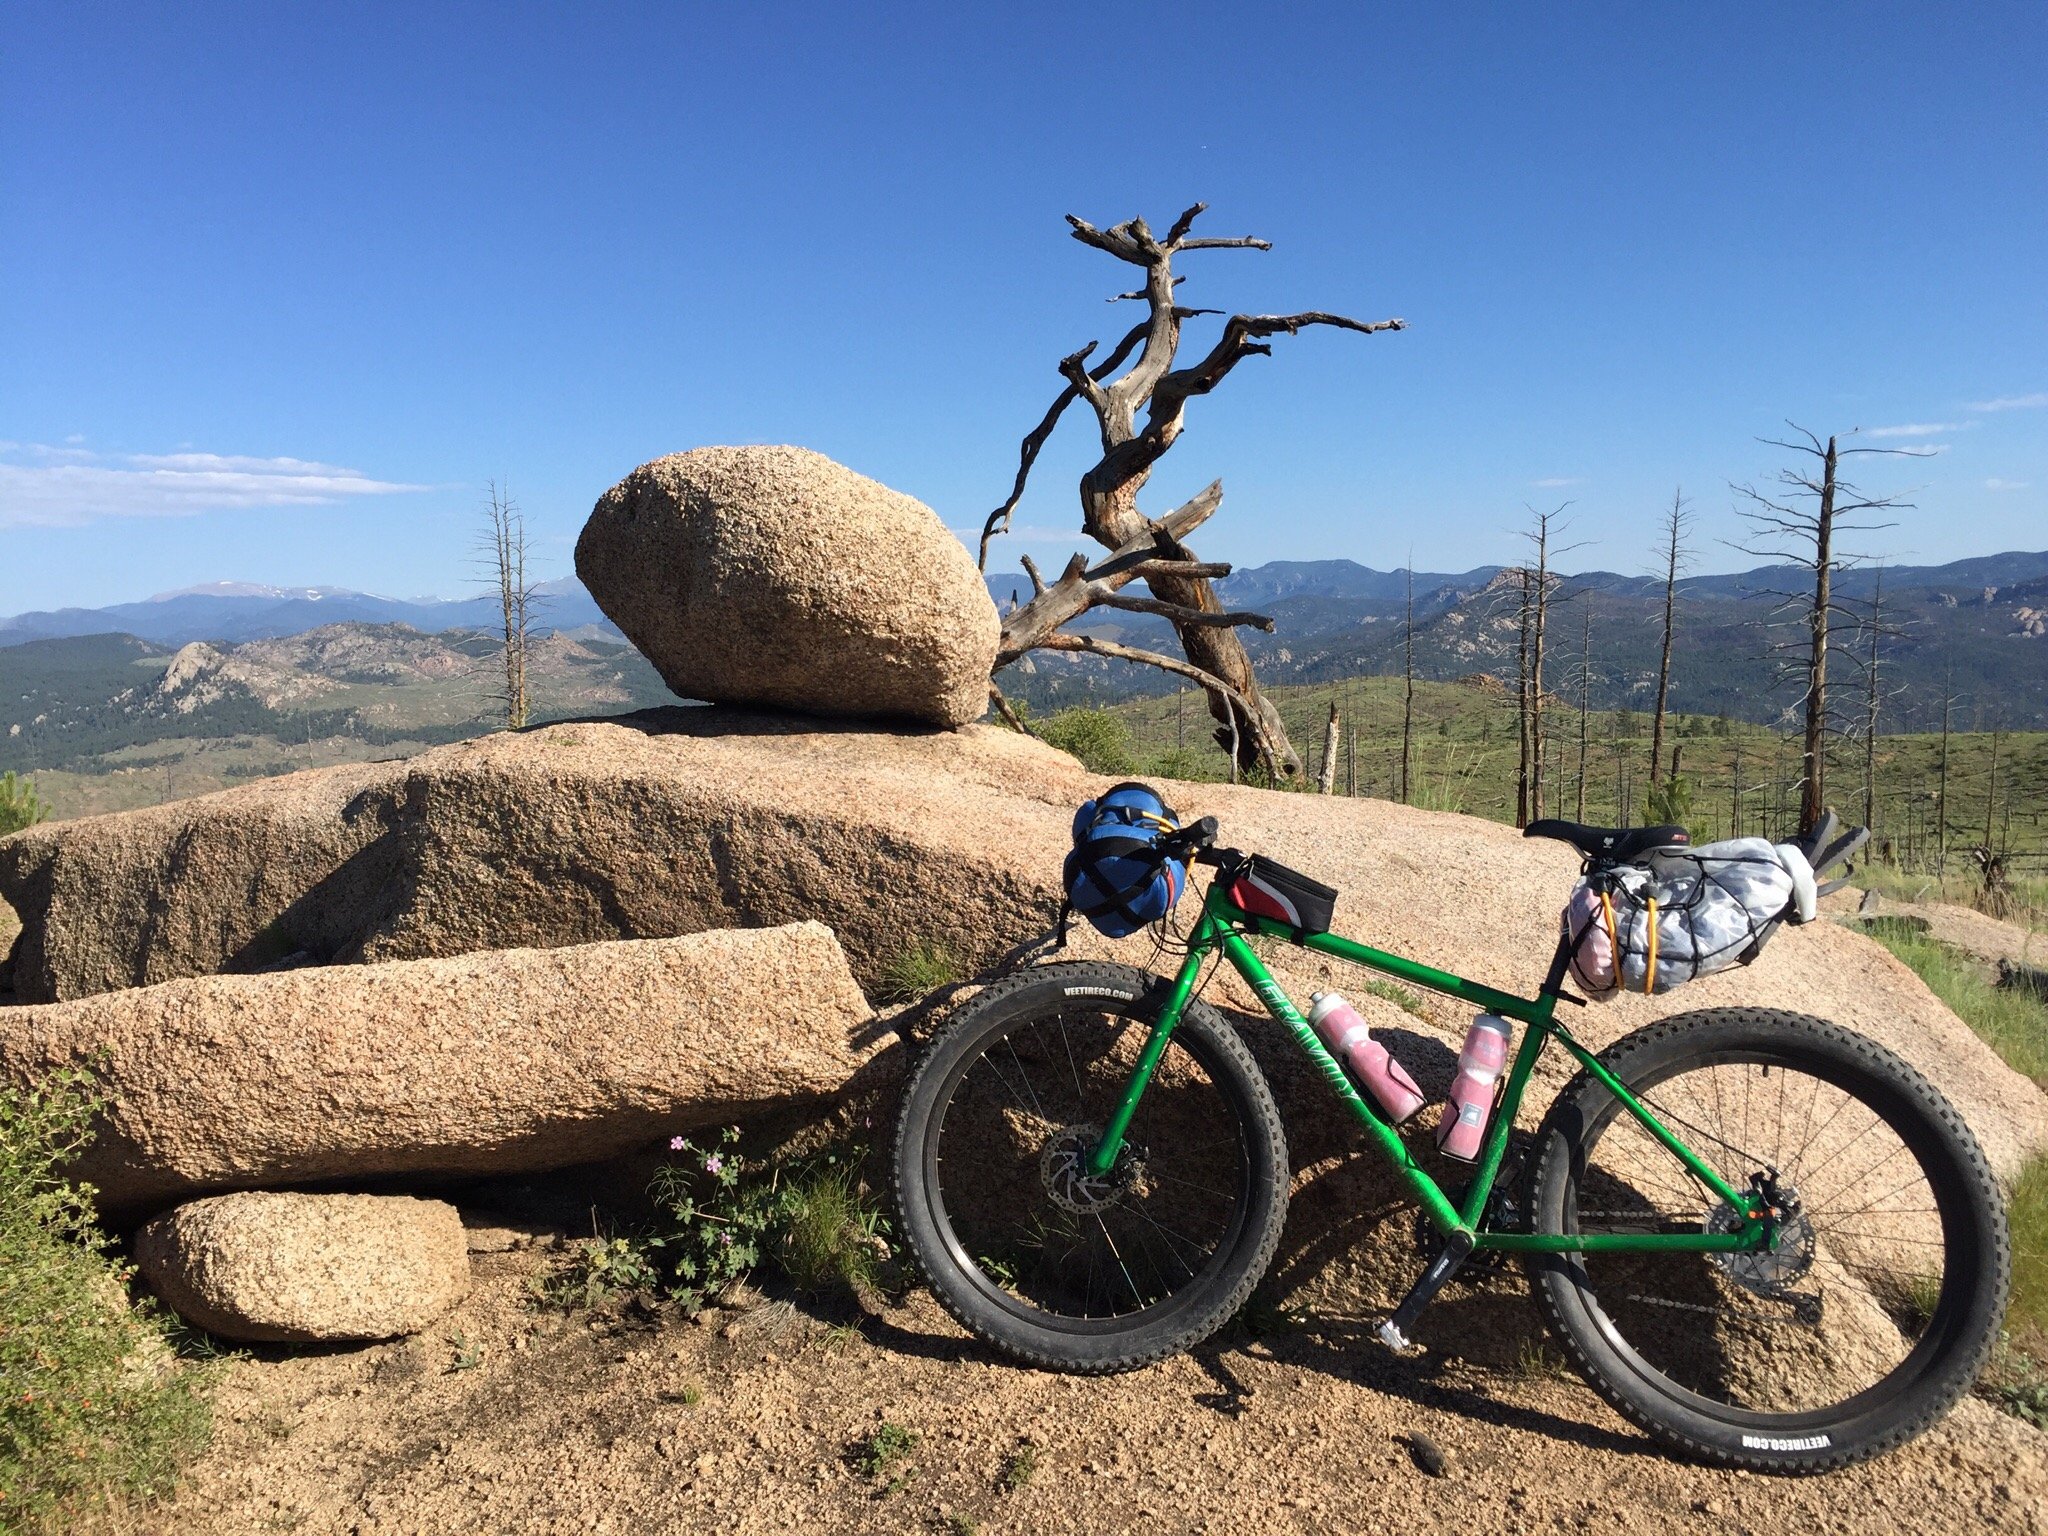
[891, 814, 2010, 1473]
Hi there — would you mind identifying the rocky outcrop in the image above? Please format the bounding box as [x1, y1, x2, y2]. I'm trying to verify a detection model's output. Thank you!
[576, 446, 998, 728]
[3, 710, 2043, 1185]
[0, 710, 1084, 1003]
[0, 758, 406, 1003]
[0, 924, 881, 1213]
[135, 1193, 470, 1342]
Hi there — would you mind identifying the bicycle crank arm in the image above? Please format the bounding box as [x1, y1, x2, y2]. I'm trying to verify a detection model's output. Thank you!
[1377, 1229, 1475, 1352]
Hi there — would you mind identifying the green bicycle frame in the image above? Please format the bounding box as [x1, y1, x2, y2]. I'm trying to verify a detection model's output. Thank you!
[1083, 882, 1772, 1256]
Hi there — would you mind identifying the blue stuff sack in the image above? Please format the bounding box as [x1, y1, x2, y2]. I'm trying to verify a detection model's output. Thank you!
[1062, 782, 1187, 938]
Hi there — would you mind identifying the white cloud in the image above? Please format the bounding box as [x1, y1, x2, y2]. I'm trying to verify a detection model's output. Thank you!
[1966, 392, 2048, 413]
[1985, 478, 2030, 492]
[1866, 421, 1972, 438]
[1531, 476, 1580, 488]
[0, 443, 429, 528]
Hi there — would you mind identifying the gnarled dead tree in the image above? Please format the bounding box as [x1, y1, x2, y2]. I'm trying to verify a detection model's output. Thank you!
[981, 205, 1404, 778]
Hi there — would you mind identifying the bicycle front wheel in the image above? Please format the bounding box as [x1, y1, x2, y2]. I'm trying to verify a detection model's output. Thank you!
[1529, 1008, 2009, 1473]
[892, 961, 1289, 1373]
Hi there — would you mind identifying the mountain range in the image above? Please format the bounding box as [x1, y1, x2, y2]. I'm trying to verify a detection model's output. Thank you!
[986, 550, 2048, 731]
[0, 578, 616, 648]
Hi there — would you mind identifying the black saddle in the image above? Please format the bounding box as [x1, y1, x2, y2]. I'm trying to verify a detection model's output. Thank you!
[1524, 819, 1690, 865]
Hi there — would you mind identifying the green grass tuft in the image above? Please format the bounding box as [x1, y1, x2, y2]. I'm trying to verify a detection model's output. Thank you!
[875, 941, 963, 1005]
[852, 1421, 916, 1481]
[1863, 927, 2048, 1086]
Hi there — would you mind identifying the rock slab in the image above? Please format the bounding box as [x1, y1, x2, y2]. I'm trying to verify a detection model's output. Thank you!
[135, 1192, 469, 1342]
[0, 923, 881, 1213]
[575, 445, 998, 728]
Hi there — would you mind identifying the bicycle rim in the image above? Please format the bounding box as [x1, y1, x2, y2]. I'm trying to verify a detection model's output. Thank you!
[924, 1002, 1254, 1329]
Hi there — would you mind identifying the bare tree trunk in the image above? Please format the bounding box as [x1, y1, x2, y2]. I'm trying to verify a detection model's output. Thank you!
[983, 207, 1403, 777]
[1575, 602, 1592, 820]
[482, 481, 535, 731]
[1800, 441, 1835, 835]
[1317, 701, 1340, 794]
[1862, 566, 1883, 831]
[1649, 489, 1691, 788]
[1731, 738, 1743, 838]
[1983, 723, 2002, 849]
[1515, 567, 1532, 827]
[1345, 722, 1357, 797]
[1936, 678, 1952, 877]
[1401, 563, 1416, 806]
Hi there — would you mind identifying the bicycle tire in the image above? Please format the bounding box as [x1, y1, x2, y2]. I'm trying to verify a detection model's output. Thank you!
[1528, 1007, 2009, 1473]
[892, 961, 1290, 1373]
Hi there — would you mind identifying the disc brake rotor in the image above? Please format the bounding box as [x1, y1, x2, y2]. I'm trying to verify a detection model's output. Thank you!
[1039, 1124, 1144, 1215]
[1706, 1183, 1817, 1296]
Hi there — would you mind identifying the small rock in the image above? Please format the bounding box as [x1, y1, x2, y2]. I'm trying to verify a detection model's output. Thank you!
[1404, 1432, 1448, 1477]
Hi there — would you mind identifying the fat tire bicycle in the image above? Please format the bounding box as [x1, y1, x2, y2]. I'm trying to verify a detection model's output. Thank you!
[892, 815, 2011, 1473]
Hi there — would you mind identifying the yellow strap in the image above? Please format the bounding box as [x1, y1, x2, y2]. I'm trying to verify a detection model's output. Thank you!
[1598, 890, 1618, 964]
[1643, 896, 1659, 993]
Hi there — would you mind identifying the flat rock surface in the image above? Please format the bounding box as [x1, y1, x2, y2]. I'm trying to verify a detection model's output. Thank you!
[135, 1192, 470, 1343]
[127, 1253, 2048, 1535]
[0, 923, 882, 1214]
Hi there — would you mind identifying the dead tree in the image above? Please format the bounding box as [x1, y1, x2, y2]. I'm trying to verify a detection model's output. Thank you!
[980, 205, 1405, 778]
[1509, 506, 1573, 827]
[1733, 426, 1923, 837]
[1573, 600, 1594, 820]
[1936, 669, 1955, 877]
[1400, 562, 1417, 805]
[1648, 488, 1693, 788]
[481, 481, 539, 731]
[1317, 701, 1340, 795]
[1847, 564, 1910, 833]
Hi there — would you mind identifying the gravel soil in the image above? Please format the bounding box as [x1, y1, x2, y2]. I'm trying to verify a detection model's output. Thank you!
[112, 1244, 2047, 1536]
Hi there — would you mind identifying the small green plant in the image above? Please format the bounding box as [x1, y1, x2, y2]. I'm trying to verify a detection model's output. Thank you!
[1512, 1335, 1570, 1381]
[876, 940, 963, 1005]
[0, 770, 50, 837]
[642, 1129, 770, 1311]
[533, 1234, 660, 1312]
[853, 1421, 917, 1482]
[775, 1158, 889, 1304]
[999, 1445, 1037, 1492]
[1036, 708, 1137, 775]
[1358, 975, 1429, 1021]
[945, 1514, 979, 1534]
[0, 1068, 213, 1533]
[446, 1333, 484, 1373]
[1643, 772, 1701, 841]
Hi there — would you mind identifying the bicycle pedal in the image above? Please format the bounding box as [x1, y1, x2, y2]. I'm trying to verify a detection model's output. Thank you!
[1376, 1319, 1420, 1354]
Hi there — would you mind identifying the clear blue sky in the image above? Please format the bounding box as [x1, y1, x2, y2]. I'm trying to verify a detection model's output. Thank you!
[3, 2, 2043, 613]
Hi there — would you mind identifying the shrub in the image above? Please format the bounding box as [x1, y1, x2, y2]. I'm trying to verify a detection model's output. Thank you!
[0, 1069, 212, 1533]
[1036, 709, 1136, 776]
[544, 1128, 895, 1316]
[0, 773, 49, 838]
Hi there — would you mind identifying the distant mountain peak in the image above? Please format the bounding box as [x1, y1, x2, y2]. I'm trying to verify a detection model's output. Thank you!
[144, 581, 358, 603]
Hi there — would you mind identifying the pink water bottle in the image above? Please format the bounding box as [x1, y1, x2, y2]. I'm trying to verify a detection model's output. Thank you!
[1437, 1014, 1512, 1161]
[1308, 992, 1426, 1124]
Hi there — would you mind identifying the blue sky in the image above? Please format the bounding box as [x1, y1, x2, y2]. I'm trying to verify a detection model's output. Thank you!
[3, 2, 2043, 613]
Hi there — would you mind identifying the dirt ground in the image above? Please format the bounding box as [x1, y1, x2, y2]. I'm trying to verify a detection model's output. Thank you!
[113, 1215, 2047, 1536]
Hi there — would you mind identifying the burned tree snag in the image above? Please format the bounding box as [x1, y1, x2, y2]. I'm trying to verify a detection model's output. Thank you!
[981, 205, 1404, 777]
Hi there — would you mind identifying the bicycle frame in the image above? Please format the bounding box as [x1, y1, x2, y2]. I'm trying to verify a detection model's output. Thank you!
[1083, 880, 1774, 1256]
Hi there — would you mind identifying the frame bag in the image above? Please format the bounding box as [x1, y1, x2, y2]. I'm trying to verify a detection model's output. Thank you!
[1563, 837, 1817, 998]
[1226, 854, 1338, 938]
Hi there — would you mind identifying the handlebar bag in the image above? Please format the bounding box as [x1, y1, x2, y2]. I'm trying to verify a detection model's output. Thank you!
[1226, 854, 1338, 937]
[1062, 782, 1187, 938]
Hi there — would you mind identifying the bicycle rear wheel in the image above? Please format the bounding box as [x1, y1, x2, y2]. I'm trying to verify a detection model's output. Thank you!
[1529, 1008, 2009, 1472]
[892, 961, 1289, 1373]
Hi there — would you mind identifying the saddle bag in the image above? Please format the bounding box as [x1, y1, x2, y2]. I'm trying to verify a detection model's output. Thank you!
[1563, 837, 1818, 998]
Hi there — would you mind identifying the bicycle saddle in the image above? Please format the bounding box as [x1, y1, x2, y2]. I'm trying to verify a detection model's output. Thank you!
[1523, 819, 1690, 864]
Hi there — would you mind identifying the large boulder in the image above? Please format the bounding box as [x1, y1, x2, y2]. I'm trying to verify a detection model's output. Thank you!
[135, 1192, 469, 1342]
[0, 923, 881, 1214]
[576, 446, 998, 728]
